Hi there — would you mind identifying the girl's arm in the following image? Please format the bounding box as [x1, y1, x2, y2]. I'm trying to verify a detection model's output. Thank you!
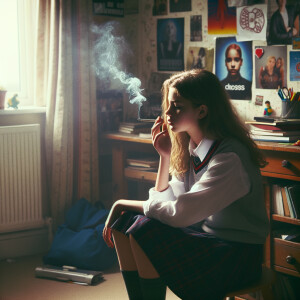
[103, 199, 144, 248]
[151, 116, 172, 192]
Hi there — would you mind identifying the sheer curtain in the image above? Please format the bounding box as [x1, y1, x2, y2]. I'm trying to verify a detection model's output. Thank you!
[33, 0, 99, 226]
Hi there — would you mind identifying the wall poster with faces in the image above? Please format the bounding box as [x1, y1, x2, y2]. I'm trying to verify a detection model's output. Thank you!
[157, 18, 184, 71]
[215, 37, 253, 100]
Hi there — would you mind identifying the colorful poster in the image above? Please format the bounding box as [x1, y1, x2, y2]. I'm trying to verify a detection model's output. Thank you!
[254, 46, 287, 89]
[290, 51, 300, 81]
[157, 18, 184, 71]
[236, 4, 267, 41]
[186, 47, 214, 72]
[208, 0, 237, 35]
[215, 37, 252, 100]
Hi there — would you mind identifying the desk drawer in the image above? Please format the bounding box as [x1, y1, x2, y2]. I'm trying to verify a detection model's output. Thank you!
[274, 238, 300, 275]
[261, 151, 300, 177]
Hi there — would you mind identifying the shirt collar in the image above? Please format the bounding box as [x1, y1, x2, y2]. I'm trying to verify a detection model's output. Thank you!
[189, 138, 215, 162]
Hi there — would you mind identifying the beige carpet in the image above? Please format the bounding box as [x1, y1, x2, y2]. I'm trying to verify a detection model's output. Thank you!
[0, 254, 180, 300]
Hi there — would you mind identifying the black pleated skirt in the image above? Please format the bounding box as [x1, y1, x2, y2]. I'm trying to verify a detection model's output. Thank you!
[111, 212, 263, 300]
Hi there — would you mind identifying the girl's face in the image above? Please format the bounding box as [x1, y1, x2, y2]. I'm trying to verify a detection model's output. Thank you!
[165, 88, 202, 134]
[267, 57, 276, 69]
[225, 48, 242, 76]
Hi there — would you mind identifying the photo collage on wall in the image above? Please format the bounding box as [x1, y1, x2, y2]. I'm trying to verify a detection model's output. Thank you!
[154, 0, 300, 101]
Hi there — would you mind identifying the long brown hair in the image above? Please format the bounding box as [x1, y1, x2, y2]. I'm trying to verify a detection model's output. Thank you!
[162, 69, 266, 176]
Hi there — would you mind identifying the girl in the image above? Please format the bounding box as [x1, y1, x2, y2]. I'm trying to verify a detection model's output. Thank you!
[103, 69, 269, 300]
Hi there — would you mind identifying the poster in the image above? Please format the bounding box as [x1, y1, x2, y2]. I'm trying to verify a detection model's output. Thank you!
[228, 0, 265, 7]
[267, 1, 300, 45]
[254, 46, 287, 89]
[153, 0, 167, 16]
[208, 0, 237, 34]
[157, 18, 184, 71]
[215, 37, 252, 100]
[186, 47, 214, 72]
[169, 0, 191, 13]
[93, 0, 124, 17]
[289, 51, 300, 81]
[190, 15, 202, 41]
[236, 4, 268, 41]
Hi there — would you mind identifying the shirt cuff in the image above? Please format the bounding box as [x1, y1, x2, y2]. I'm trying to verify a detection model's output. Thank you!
[143, 186, 176, 215]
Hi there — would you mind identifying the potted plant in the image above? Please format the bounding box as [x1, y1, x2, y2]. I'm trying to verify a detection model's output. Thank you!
[0, 85, 7, 110]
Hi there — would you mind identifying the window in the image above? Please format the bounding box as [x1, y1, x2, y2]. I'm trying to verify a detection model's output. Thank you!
[0, 0, 37, 107]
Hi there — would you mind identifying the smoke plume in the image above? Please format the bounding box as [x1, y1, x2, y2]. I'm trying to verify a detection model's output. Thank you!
[92, 21, 146, 118]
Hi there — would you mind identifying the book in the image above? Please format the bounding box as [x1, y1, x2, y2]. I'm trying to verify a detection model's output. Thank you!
[119, 127, 151, 134]
[250, 134, 300, 142]
[250, 127, 300, 137]
[251, 118, 300, 125]
[285, 186, 296, 219]
[287, 185, 300, 219]
[119, 122, 153, 129]
[281, 187, 291, 217]
[126, 157, 159, 168]
[246, 119, 300, 131]
[272, 185, 284, 216]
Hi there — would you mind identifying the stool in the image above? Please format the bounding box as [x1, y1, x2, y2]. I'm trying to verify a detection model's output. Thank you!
[224, 266, 276, 300]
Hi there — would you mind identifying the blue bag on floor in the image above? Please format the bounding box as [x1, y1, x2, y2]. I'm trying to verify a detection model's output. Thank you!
[43, 198, 117, 270]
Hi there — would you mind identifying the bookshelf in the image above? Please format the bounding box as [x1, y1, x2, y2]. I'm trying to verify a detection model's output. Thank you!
[100, 134, 300, 284]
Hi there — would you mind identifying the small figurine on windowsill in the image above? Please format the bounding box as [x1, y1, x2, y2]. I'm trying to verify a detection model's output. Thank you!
[7, 94, 20, 109]
[264, 100, 273, 116]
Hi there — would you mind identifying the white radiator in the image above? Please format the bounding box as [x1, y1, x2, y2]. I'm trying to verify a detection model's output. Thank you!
[0, 124, 44, 233]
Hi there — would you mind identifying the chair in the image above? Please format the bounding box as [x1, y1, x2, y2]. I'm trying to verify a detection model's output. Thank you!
[224, 266, 276, 300]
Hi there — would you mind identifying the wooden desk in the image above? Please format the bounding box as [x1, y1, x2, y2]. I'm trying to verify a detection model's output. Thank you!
[101, 133, 300, 278]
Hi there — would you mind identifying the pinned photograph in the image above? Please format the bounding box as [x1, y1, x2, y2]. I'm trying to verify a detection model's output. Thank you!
[186, 47, 214, 72]
[237, 4, 267, 41]
[254, 46, 287, 89]
[215, 37, 252, 100]
[190, 15, 202, 42]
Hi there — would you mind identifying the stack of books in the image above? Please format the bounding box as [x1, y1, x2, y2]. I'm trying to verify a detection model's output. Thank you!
[126, 157, 159, 172]
[119, 122, 153, 135]
[272, 184, 300, 219]
[245, 117, 300, 142]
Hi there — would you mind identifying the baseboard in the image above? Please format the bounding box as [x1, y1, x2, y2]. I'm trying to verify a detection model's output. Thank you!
[0, 227, 50, 259]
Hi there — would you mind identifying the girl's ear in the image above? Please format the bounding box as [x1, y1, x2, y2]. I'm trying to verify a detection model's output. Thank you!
[197, 105, 208, 119]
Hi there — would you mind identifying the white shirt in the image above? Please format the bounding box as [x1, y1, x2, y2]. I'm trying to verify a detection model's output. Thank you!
[143, 138, 251, 228]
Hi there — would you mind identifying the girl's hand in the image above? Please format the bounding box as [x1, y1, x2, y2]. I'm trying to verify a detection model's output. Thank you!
[152, 116, 172, 158]
[102, 201, 122, 248]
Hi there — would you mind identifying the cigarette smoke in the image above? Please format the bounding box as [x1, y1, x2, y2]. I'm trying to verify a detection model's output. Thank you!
[92, 21, 146, 118]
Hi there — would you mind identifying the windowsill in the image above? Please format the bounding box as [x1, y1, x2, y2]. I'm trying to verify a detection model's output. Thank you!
[0, 106, 46, 115]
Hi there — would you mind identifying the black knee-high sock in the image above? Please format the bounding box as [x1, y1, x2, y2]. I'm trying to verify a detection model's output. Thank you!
[139, 277, 167, 300]
[121, 270, 143, 300]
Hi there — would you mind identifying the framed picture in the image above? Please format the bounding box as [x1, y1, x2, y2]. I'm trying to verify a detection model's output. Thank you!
[169, 0, 191, 13]
[93, 0, 124, 17]
[153, 0, 168, 16]
[157, 18, 184, 71]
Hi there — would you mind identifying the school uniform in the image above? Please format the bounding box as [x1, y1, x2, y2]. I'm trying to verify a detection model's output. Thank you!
[112, 138, 269, 300]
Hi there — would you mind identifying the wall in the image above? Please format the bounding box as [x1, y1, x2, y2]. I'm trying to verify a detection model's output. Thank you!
[115, 0, 300, 123]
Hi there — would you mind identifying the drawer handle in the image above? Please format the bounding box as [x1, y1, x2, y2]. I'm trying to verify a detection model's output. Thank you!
[286, 255, 296, 265]
[281, 160, 291, 168]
